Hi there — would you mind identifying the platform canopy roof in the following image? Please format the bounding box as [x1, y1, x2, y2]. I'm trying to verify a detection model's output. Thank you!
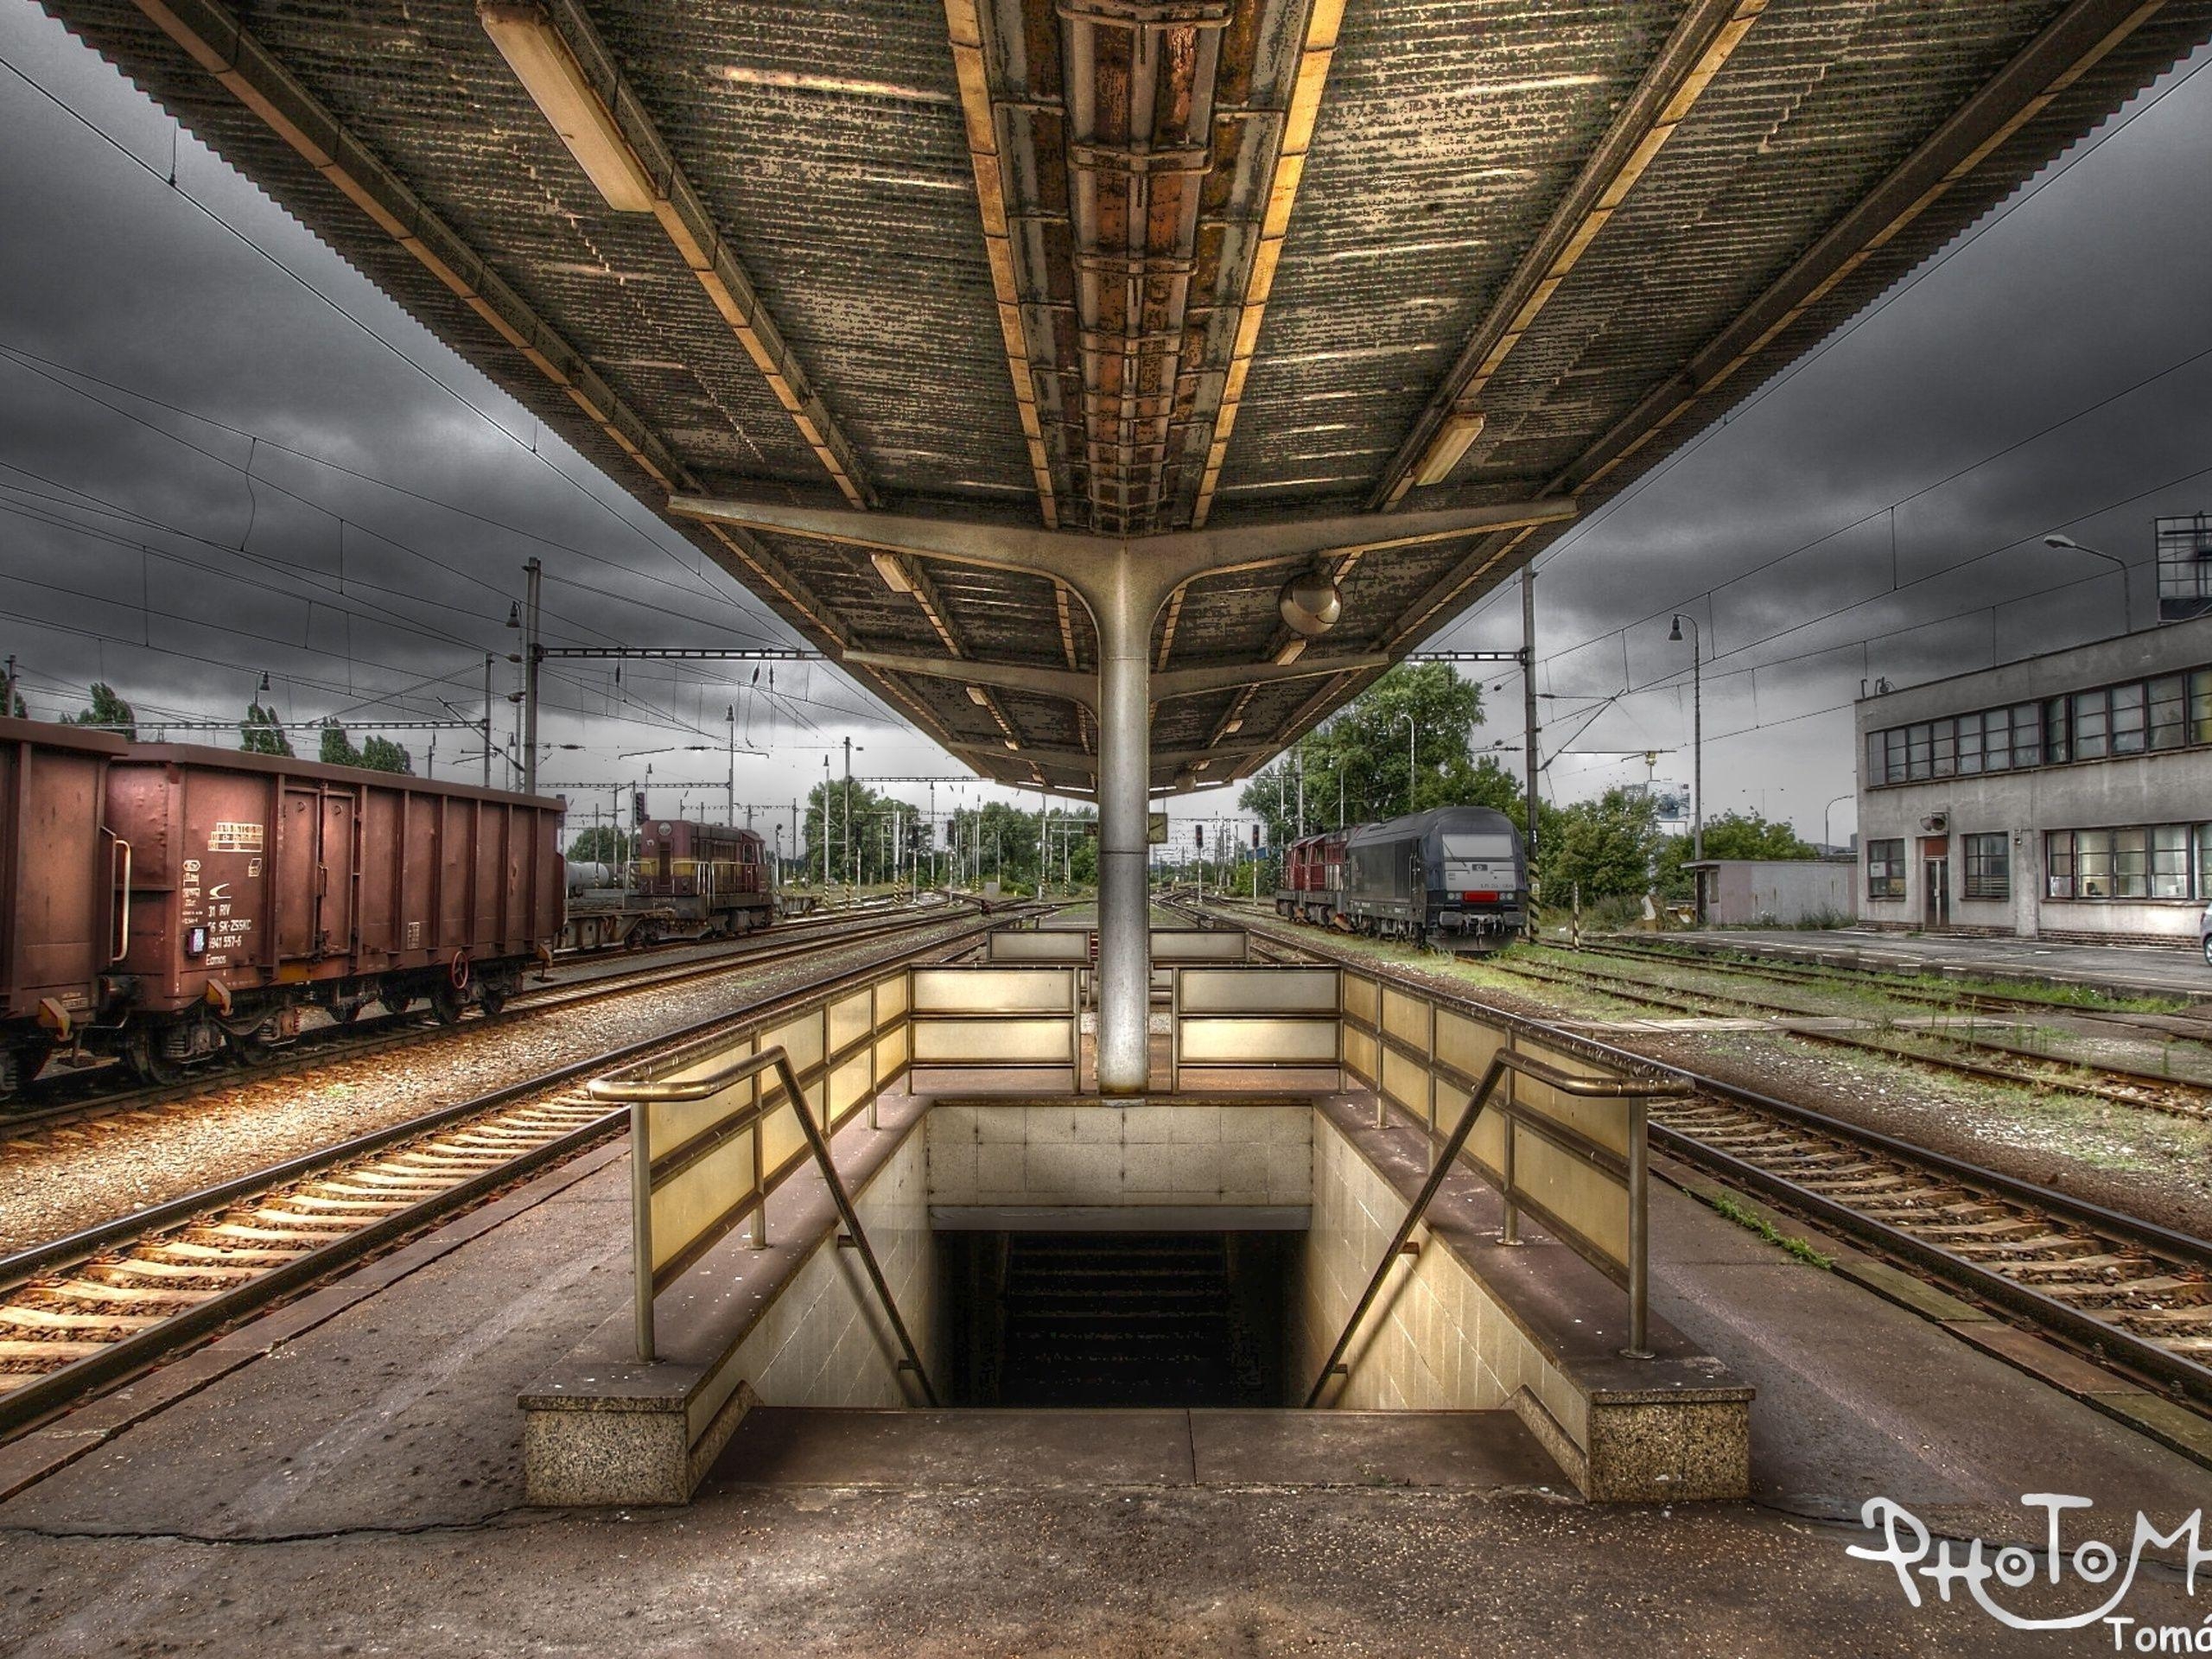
[41, 0, 2212, 795]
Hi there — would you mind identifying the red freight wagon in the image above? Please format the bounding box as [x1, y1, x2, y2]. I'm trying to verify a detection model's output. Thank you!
[103, 742, 564, 1079]
[0, 719, 130, 1096]
[0, 718, 566, 1092]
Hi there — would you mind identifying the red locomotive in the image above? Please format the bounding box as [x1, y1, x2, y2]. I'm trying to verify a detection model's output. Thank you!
[1275, 829, 1348, 925]
[560, 817, 775, 950]
[1, 717, 563, 1092]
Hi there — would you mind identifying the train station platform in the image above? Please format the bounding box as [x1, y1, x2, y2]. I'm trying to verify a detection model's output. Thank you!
[2, 1106, 2206, 1653]
[1666, 926, 2212, 1004]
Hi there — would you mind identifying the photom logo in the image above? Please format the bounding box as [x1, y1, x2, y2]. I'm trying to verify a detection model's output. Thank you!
[1850, 1495, 2207, 1645]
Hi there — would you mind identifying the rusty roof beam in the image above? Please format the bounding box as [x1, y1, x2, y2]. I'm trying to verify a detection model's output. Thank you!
[1557, 0, 2180, 498]
[1369, 0, 1767, 510]
[942, 0, 1063, 526]
[1190, 0, 1344, 528]
[128, 0, 693, 493]
[480, 1, 874, 508]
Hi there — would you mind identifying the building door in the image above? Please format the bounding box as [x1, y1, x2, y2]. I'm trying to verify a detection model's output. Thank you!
[1922, 843, 1950, 931]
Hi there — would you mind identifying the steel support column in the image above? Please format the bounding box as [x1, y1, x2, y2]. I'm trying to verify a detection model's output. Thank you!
[1094, 557, 1154, 1096]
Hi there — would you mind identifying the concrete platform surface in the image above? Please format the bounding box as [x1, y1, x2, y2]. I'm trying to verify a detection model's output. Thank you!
[3, 1127, 2209, 1655]
[1685, 926, 2212, 1001]
[709, 1407, 1564, 1492]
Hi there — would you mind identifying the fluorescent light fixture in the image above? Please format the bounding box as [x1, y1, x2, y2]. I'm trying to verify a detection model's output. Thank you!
[1411, 409, 1486, 487]
[1223, 719, 1243, 734]
[870, 550, 915, 594]
[1274, 638, 1308, 666]
[480, 3, 657, 213]
[965, 684, 990, 706]
[1003, 738, 1020, 752]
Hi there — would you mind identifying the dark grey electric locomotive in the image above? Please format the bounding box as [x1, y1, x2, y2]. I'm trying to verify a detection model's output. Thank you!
[1339, 806, 1528, 951]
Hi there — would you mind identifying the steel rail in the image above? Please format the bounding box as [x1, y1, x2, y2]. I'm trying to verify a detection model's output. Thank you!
[2, 902, 982, 1139]
[1490, 952, 2212, 1119]
[0, 910, 1017, 1440]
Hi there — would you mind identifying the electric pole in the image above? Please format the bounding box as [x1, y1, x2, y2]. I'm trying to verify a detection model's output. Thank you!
[522, 557, 542, 796]
[1522, 563, 1540, 867]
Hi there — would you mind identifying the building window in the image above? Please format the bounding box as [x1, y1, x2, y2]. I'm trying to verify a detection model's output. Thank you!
[1867, 838, 1905, 900]
[2012, 702, 2041, 767]
[2072, 690, 2107, 760]
[1866, 663, 2212, 789]
[2152, 824, 2191, 899]
[2150, 674, 2186, 750]
[1962, 834, 2009, 900]
[2049, 823, 2210, 901]
[2110, 683, 2146, 756]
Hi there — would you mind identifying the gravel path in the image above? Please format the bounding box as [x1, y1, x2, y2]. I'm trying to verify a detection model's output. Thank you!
[0, 918, 984, 1256]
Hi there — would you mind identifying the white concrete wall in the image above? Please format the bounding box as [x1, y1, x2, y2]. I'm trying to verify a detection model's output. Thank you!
[1700, 861, 1856, 925]
[1292, 1114, 1586, 1448]
[725, 1125, 938, 1408]
[925, 1103, 1312, 1207]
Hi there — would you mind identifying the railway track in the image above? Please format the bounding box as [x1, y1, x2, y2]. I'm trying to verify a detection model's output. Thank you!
[2, 901, 981, 1141]
[1191, 900, 2212, 1422]
[1567, 935, 2212, 1045]
[0, 907, 1019, 1439]
[1489, 950, 2212, 1122]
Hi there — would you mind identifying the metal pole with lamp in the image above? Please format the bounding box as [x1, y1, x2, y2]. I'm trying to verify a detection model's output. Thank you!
[1668, 614, 1702, 863]
[1824, 791, 1854, 853]
[2044, 535, 2133, 633]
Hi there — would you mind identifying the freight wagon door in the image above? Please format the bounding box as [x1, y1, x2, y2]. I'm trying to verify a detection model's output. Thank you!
[276, 787, 357, 959]
[319, 792, 356, 953]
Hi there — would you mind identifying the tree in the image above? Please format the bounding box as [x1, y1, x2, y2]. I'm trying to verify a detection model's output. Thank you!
[1238, 662, 1491, 849]
[1540, 787, 1660, 902]
[6, 685, 26, 718]
[569, 825, 633, 864]
[359, 735, 413, 774]
[238, 702, 295, 757]
[1653, 810, 1818, 899]
[319, 723, 365, 768]
[69, 683, 135, 740]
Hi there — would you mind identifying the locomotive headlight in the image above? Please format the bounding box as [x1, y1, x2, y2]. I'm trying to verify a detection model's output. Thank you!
[1278, 568, 1343, 638]
[185, 925, 208, 958]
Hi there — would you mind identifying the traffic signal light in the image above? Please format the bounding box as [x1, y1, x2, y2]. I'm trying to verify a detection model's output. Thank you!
[1194, 823, 1205, 849]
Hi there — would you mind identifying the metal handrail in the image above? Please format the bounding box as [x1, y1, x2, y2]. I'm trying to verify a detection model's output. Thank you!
[1303, 1051, 1690, 1408]
[589, 1046, 939, 1404]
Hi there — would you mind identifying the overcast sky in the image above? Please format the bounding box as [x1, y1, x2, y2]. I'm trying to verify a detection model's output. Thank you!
[2, 4, 2208, 849]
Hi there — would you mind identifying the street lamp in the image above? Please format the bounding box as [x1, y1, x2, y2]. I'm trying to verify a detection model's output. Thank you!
[1396, 711, 1417, 815]
[1824, 791, 1854, 852]
[2044, 535, 2133, 633]
[1667, 615, 1703, 862]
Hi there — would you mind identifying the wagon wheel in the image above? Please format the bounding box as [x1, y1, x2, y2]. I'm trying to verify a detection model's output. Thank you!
[125, 1027, 184, 1087]
[429, 980, 467, 1026]
[476, 982, 509, 1018]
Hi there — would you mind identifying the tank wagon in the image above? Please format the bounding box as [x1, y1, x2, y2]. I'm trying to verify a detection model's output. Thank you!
[558, 817, 773, 951]
[0, 717, 563, 1093]
[1275, 805, 1527, 952]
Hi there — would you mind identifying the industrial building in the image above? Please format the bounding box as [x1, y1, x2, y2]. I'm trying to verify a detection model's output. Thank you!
[1856, 546, 2212, 944]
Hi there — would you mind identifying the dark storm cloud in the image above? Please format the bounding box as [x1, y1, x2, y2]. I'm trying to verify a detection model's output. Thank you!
[1439, 47, 2212, 830]
[0, 3, 943, 818]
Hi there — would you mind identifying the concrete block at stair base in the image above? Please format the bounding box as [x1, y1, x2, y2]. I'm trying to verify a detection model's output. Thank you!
[523, 1381, 759, 1508]
[1515, 1388, 1751, 1503]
